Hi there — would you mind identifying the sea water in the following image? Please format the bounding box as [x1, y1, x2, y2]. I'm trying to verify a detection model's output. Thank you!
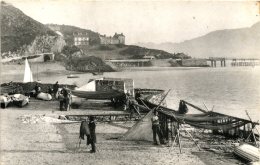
[2, 65, 260, 122]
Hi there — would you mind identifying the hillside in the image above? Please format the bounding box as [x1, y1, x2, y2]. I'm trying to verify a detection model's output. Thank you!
[137, 22, 260, 59]
[46, 24, 100, 45]
[75, 44, 191, 60]
[1, 1, 57, 53]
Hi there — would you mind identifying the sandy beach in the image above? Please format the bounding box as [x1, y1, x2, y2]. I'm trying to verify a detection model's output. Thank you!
[0, 98, 247, 165]
[1, 62, 254, 165]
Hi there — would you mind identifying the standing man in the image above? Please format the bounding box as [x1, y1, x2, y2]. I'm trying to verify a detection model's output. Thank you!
[79, 120, 90, 150]
[53, 81, 59, 98]
[151, 110, 163, 145]
[34, 83, 39, 97]
[61, 87, 69, 111]
[88, 116, 96, 153]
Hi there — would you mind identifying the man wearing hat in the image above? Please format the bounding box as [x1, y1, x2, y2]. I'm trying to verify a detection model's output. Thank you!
[88, 116, 96, 153]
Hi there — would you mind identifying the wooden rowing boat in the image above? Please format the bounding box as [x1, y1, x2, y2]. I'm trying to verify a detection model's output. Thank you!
[234, 143, 259, 162]
[0, 95, 12, 108]
[36, 92, 52, 101]
[139, 97, 259, 140]
[71, 90, 124, 100]
[12, 94, 29, 107]
[67, 74, 79, 78]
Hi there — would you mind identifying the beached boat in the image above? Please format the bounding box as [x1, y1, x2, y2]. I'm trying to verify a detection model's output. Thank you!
[36, 92, 52, 101]
[138, 97, 259, 140]
[67, 74, 79, 78]
[71, 90, 124, 100]
[0, 95, 12, 108]
[12, 94, 29, 107]
[92, 68, 103, 76]
[72, 77, 134, 100]
[234, 143, 260, 162]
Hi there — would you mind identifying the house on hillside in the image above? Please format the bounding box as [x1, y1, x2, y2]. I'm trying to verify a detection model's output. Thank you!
[73, 32, 89, 46]
[143, 55, 155, 60]
[99, 33, 125, 45]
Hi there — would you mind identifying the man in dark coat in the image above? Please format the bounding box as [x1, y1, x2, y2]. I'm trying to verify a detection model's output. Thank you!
[53, 81, 59, 98]
[61, 87, 69, 111]
[79, 120, 91, 146]
[34, 83, 40, 97]
[88, 116, 96, 153]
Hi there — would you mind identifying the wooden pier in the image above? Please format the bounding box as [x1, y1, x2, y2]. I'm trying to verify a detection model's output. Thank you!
[207, 57, 260, 67]
[208, 57, 226, 67]
[231, 58, 260, 67]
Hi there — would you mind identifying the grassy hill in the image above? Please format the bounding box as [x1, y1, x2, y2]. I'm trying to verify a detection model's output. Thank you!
[78, 44, 191, 60]
[46, 24, 100, 45]
[1, 1, 56, 53]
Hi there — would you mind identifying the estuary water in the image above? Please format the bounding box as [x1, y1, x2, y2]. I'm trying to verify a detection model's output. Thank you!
[106, 67, 260, 122]
[36, 66, 260, 122]
[2, 65, 260, 122]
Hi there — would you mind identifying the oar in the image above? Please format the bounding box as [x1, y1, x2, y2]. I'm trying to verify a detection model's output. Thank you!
[74, 137, 81, 152]
[203, 102, 209, 112]
[245, 110, 259, 134]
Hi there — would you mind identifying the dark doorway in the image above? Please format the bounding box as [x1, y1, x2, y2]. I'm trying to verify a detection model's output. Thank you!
[44, 55, 51, 62]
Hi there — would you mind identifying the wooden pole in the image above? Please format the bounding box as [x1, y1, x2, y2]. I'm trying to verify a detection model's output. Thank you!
[180, 125, 201, 150]
[182, 100, 207, 113]
[177, 123, 182, 153]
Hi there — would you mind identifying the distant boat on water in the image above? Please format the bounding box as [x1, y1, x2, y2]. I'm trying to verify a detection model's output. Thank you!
[92, 72, 103, 76]
[92, 68, 103, 76]
[67, 74, 79, 78]
[23, 58, 33, 83]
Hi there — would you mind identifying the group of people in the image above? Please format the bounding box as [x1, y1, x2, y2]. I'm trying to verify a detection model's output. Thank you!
[54, 82, 71, 111]
[34, 81, 71, 111]
[77, 93, 170, 154]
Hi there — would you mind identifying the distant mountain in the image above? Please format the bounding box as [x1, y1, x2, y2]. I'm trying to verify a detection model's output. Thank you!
[137, 22, 260, 59]
[1, 1, 56, 53]
[46, 24, 100, 45]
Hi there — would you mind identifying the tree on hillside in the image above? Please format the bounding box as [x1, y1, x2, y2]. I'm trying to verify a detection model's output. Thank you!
[61, 45, 80, 58]
[173, 53, 191, 59]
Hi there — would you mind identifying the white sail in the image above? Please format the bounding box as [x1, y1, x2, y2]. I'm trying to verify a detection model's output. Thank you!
[23, 58, 33, 82]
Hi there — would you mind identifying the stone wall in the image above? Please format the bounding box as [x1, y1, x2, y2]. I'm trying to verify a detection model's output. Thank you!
[151, 59, 171, 67]
[181, 59, 208, 67]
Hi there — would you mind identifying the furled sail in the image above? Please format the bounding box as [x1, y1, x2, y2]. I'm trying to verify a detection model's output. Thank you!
[23, 58, 33, 82]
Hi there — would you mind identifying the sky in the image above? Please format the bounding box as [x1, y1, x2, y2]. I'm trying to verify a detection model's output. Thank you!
[5, 0, 260, 44]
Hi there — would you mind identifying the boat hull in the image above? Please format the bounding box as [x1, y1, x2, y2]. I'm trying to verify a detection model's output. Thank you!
[12, 94, 29, 107]
[234, 143, 260, 162]
[0, 95, 12, 108]
[71, 90, 124, 100]
[67, 75, 79, 78]
[37, 92, 52, 101]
